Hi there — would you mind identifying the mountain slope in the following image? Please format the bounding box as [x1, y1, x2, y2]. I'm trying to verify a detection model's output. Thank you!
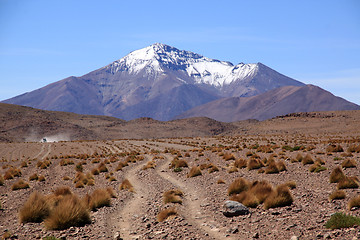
[3, 43, 305, 121]
[176, 85, 360, 122]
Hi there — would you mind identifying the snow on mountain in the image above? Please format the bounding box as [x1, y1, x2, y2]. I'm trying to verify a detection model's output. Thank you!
[103, 43, 258, 87]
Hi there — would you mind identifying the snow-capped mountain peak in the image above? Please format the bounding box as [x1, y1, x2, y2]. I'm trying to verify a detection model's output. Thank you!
[104, 43, 258, 87]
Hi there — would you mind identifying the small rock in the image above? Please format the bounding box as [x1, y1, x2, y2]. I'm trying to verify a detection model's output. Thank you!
[253, 232, 259, 238]
[114, 232, 122, 240]
[222, 201, 250, 217]
[316, 233, 323, 238]
[323, 233, 331, 239]
[290, 236, 298, 240]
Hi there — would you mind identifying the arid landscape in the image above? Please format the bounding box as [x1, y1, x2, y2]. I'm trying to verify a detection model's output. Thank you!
[1, 107, 360, 239]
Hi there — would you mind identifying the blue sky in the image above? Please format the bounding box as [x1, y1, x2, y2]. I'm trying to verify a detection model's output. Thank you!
[0, 0, 359, 104]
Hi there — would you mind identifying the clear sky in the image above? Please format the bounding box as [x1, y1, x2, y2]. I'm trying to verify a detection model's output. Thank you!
[1, 0, 359, 104]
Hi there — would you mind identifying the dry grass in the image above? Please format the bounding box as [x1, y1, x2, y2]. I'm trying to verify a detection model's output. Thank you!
[330, 166, 345, 183]
[163, 189, 183, 204]
[106, 187, 117, 198]
[157, 207, 177, 222]
[263, 184, 293, 209]
[230, 191, 260, 208]
[4, 167, 21, 180]
[217, 179, 225, 184]
[337, 177, 359, 189]
[97, 162, 108, 173]
[19, 191, 50, 223]
[329, 190, 346, 201]
[11, 179, 29, 190]
[187, 166, 202, 178]
[228, 177, 249, 196]
[53, 186, 72, 196]
[208, 163, 219, 173]
[119, 179, 134, 192]
[223, 153, 236, 161]
[29, 173, 38, 181]
[38, 175, 46, 182]
[234, 158, 247, 168]
[264, 160, 279, 174]
[0, 175, 4, 186]
[309, 162, 327, 173]
[302, 154, 314, 165]
[44, 194, 91, 230]
[142, 160, 156, 170]
[341, 159, 357, 168]
[348, 144, 360, 153]
[285, 181, 297, 189]
[248, 180, 274, 203]
[348, 195, 360, 210]
[247, 159, 264, 170]
[85, 189, 111, 210]
[326, 144, 344, 153]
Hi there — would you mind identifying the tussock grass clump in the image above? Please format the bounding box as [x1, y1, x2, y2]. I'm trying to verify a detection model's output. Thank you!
[223, 153, 236, 161]
[97, 162, 108, 173]
[19, 191, 50, 223]
[285, 181, 297, 189]
[329, 190, 346, 201]
[163, 189, 183, 204]
[91, 168, 100, 175]
[234, 158, 247, 169]
[228, 177, 249, 196]
[63, 176, 71, 181]
[119, 179, 134, 192]
[217, 179, 225, 184]
[157, 207, 177, 222]
[169, 158, 188, 169]
[326, 145, 344, 153]
[302, 154, 314, 165]
[4, 167, 21, 180]
[53, 186, 72, 196]
[337, 177, 359, 189]
[44, 194, 91, 230]
[38, 175, 46, 182]
[309, 162, 327, 173]
[59, 159, 74, 166]
[248, 180, 274, 203]
[291, 153, 303, 163]
[263, 184, 293, 209]
[227, 166, 238, 173]
[187, 166, 202, 178]
[115, 161, 128, 171]
[106, 187, 117, 198]
[208, 163, 219, 173]
[11, 179, 29, 190]
[330, 166, 345, 183]
[142, 160, 156, 170]
[348, 195, 360, 210]
[247, 159, 264, 170]
[347, 144, 360, 153]
[230, 191, 259, 208]
[85, 189, 111, 210]
[37, 160, 51, 169]
[325, 212, 360, 229]
[264, 160, 279, 174]
[0, 175, 4, 185]
[341, 159, 357, 168]
[29, 173, 39, 181]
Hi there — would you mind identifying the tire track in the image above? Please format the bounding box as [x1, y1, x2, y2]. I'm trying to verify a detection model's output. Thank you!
[156, 154, 234, 240]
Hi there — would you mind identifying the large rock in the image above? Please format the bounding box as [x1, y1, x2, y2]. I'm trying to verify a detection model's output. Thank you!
[222, 200, 250, 217]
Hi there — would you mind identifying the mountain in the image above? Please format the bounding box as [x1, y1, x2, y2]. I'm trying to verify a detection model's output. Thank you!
[3, 43, 304, 121]
[176, 85, 360, 122]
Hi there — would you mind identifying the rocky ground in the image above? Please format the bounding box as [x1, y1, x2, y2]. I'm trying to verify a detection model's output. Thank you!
[0, 135, 359, 239]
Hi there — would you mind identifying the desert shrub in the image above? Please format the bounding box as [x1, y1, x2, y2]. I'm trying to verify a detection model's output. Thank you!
[234, 158, 247, 168]
[329, 166, 345, 183]
[119, 179, 134, 192]
[217, 179, 225, 184]
[53, 186, 72, 196]
[329, 190, 346, 201]
[29, 173, 39, 181]
[228, 177, 249, 196]
[247, 159, 264, 170]
[11, 179, 29, 190]
[163, 189, 183, 204]
[44, 194, 91, 230]
[86, 189, 111, 210]
[142, 160, 156, 170]
[223, 153, 235, 161]
[341, 159, 357, 168]
[302, 154, 314, 165]
[348, 195, 360, 210]
[337, 177, 359, 189]
[187, 166, 202, 178]
[326, 145, 344, 153]
[19, 191, 50, 223]
[263, 184, 293, 209]
[157, 207, 177, 222]
[325, 212, 360, 229]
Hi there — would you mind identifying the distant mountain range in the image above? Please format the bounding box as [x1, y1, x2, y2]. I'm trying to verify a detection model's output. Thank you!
[3, 43, 359, 121]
